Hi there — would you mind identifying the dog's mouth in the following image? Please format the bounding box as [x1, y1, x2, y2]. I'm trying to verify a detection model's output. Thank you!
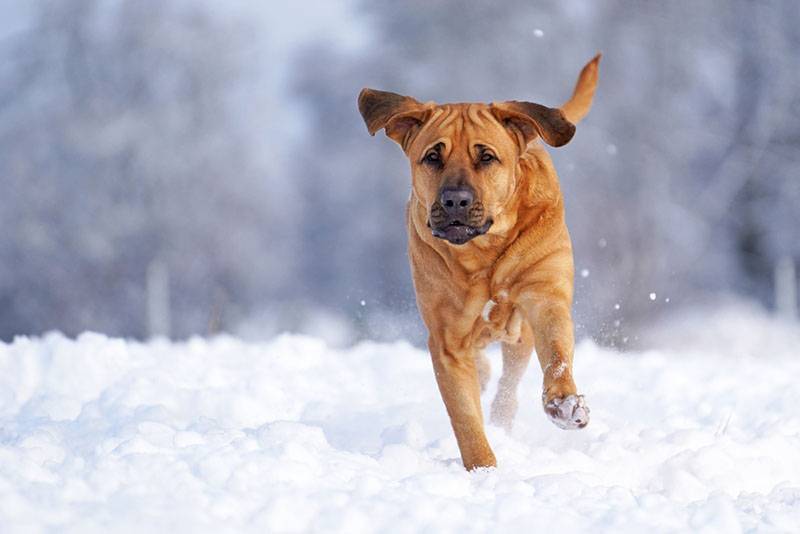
[429, 218, 493, 245]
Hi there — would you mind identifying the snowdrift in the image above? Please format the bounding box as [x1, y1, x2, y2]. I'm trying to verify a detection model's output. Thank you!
[1, 313, 799, 532]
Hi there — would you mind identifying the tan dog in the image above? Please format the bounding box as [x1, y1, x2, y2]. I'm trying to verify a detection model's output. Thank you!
[358, 55, 601, 470]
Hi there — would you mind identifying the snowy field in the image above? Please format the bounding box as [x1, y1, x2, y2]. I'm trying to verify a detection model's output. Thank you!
[1, 306, 800, 533]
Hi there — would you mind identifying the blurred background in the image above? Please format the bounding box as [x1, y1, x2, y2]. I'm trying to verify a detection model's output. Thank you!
[1, 0, 798, 346]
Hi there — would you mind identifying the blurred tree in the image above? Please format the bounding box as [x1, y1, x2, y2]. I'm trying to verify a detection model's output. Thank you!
[0, 0, 287, 339]
[728, 0, 800, 307]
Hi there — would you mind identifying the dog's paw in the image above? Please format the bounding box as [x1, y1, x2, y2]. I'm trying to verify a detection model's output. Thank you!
[544, 394, 590, 429]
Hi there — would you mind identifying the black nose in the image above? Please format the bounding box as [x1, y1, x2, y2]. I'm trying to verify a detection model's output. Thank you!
[439, 187, 474, 213]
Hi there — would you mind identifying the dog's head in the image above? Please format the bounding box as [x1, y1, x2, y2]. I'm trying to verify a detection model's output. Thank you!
[357, 90, 575, 245]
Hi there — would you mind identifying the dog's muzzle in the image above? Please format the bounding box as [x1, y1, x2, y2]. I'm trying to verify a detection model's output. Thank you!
[430, 218, 493, 245]
[428, 186, 493, 245]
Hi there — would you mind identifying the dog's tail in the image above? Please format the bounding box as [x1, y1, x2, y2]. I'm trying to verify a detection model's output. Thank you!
[560, 53, 601, 124]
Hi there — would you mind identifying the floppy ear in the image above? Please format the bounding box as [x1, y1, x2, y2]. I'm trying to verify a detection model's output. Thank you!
[490, 101, 576, 150]
[358, 88, 429, 148]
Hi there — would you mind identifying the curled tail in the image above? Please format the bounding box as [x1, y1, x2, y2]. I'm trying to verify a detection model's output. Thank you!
[561, 53, 601, 124]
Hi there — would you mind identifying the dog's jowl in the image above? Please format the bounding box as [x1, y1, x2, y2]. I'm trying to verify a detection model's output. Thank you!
[358, 55, 601, 470]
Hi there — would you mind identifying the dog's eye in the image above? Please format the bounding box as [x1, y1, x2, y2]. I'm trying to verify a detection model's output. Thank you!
[479, 152, 496, 163]
[424, 151, 441, 164]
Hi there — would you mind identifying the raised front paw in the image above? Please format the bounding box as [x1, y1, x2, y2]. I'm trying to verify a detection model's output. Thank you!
[481, 297, 523, 344]
[544, 394, 590, 429]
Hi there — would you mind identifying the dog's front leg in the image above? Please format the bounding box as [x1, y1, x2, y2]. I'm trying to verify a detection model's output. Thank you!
[428, 336, 496, 470]
[528, 298, 590, 429]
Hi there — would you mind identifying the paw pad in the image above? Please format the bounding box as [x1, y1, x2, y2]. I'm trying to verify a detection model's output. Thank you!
[545, 394, 590, 429]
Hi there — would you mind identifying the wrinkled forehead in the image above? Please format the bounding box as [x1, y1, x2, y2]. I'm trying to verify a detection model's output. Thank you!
[410, 103, 512, 153]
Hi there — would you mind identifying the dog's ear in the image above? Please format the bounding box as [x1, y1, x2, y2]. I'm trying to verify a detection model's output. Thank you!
[358, 88, 429, 147]
[490, 101, 575, 150]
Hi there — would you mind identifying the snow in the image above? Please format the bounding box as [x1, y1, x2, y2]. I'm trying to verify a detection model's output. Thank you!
[1, 313, 800, 532]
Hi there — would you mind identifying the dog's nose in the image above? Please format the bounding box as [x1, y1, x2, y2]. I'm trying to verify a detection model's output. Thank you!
[439, 187, 474, 212]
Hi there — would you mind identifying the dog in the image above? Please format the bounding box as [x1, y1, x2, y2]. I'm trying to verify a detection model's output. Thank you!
[357, 55, 601, 470]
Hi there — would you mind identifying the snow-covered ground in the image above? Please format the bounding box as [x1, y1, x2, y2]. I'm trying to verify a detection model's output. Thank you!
[1, 307, 800, 533]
